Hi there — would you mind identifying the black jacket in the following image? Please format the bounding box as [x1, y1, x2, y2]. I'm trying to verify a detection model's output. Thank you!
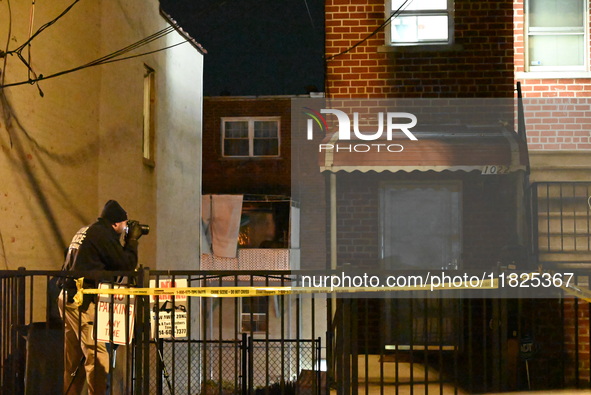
[62, 218, 138, 304]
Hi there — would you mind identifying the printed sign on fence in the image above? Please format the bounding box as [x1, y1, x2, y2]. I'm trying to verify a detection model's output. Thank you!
[95, 283, 135, 345]
[149, 278, 188, 339]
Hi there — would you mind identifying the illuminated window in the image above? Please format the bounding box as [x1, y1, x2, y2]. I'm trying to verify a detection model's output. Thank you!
[143, 65, 155, 166]
[387, 0, 453, 46]
[526, 0, 587, 71]
[222, 117, 280, 157]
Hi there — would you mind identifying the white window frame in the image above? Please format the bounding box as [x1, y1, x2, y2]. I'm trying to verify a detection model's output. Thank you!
[525, 0, 588, 72]
[222, 117, 281, 158]
[386, 0, 454, 46]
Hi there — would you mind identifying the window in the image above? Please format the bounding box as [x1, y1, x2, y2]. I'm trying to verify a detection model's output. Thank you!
[379, 181, 462, 270]
[241, 297, 268, 333]
[238, 201, 290, 248]
[387, 0, 453, 46]
[222, 117, 280, 157]
[143, 65, 155, 166]
[526, 0, 587, 71]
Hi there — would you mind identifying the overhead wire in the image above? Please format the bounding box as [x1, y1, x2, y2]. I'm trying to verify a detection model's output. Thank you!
[302, 0, 316, 30]
[0, 25, 183, 88]
[2, 0, 314, 90]
[11, 0, 81, 54]
[1, 0, 247, 90]
[325, 0, 413, 61]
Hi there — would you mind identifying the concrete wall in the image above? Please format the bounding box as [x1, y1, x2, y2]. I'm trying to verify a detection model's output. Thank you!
[0, 0, 203, 276]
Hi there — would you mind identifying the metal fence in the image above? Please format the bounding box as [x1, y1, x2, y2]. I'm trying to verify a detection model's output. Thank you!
[0, 269, 325, 394]
[531, 182, 591, 262]
[2, 268, 591, 394]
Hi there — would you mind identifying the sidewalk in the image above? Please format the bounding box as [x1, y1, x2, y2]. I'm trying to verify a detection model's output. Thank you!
[330, 355, 591, 394]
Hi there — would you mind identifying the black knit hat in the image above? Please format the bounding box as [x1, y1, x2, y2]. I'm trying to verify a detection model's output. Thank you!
[100, 200, 128, 223]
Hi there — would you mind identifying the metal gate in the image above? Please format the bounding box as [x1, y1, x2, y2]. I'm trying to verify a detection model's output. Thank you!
[152, 336, 322, 394]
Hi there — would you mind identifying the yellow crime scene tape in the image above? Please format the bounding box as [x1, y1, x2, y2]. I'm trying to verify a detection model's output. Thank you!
[73, 276, 499, 306]
[73, 269, 591, 307]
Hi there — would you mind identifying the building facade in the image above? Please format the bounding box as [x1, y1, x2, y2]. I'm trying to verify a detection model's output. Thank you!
[0, 1, 204, 275]
[514, 0, 591, 387]
[319, 0, 582, 391]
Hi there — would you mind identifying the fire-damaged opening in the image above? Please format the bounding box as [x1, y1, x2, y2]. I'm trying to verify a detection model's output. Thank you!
[239, 198, 291, 249]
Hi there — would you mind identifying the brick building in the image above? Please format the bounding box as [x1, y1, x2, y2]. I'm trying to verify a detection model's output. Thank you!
[317, 0, 584, 392]
[514, 0, 591, 387]
[197, 0, 591, 391]
[202, 97, 292, 196]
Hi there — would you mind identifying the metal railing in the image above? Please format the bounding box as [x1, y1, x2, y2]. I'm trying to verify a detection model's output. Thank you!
[531, 182, 591, 265]
[0, 269, 325, 394]
[3, 267, 591, 393]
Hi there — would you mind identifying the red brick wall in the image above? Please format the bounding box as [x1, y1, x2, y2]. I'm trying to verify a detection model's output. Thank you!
[563, 297, 591, 387]
[203, 97, 328, 271]
[202, 97, 292, 195]
[514, 0, 591, 150]
[518, 99, 591, 150]
[325, 0, 515, 98]
[514, 0, 591, 387]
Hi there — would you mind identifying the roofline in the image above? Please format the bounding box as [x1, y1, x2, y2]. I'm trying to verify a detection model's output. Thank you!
[159, 9, 207, 55]
[204, 93, 326, 100]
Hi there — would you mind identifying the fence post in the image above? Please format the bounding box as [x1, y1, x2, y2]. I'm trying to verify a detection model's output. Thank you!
[317, 337, 322, 395]
[16, 267, 27, 394]
[241, 332, 248, 395]
[248, 335, 254, 394]
[133, 266, 151, 395]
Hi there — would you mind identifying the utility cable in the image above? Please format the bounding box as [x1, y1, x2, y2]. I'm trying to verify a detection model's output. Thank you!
[302, 0, 316, 30]
[325, 0, 413, 61]
[0, 25, 183, 89]
[1, 39, 188, 89]
[10, 0, 81, 54]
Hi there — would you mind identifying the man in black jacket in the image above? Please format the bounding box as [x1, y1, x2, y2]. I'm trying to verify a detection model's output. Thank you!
[59, 200, 144, 395]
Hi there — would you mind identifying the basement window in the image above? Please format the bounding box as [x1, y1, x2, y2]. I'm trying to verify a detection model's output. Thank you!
[241, 297, 268, 333]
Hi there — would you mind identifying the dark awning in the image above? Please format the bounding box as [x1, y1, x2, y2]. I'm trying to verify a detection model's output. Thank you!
[318, 128, 529, 174]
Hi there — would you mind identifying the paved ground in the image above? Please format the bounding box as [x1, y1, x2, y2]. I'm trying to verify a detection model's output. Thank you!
[328, 355, 465, 394]
[328, 355, 591, 394]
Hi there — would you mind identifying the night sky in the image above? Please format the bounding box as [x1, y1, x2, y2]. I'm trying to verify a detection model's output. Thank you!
[159, 0, 325, 97]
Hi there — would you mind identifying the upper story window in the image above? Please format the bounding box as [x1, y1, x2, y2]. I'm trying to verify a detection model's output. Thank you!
[143, 65, 155, 166]
[526, 0, 587, 71]
[222, 117, 280, 158]
[387, 0, 453, 46]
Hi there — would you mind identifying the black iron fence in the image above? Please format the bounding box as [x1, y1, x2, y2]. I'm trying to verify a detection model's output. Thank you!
[0, 269, 325, 394]
[531, 182, 591, 264]
[2, 267, 591, 394]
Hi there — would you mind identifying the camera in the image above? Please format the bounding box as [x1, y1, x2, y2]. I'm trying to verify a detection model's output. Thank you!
[126, 220, 150, 236]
